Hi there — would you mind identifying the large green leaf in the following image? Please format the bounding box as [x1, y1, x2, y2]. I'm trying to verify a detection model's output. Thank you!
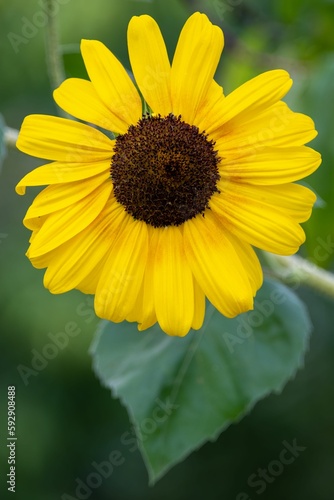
[91, 279, 311, 484]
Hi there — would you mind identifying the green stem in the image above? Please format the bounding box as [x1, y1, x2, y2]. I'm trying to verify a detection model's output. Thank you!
[44, 0, 66, 90]
[263, 252, 334, 300]
[4, 127, 19, 148]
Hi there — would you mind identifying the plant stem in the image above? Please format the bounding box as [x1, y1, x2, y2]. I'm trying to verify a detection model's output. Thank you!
[263, 252, 334, 300]
[4, 127, 19, 148]
[44, 0, 66, 91]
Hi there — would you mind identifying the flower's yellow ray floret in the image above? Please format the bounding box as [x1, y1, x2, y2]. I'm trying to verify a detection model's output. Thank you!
[16, 12, 321, 336]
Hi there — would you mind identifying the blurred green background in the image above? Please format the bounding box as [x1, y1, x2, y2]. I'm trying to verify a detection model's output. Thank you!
[1, 0, 334, 498]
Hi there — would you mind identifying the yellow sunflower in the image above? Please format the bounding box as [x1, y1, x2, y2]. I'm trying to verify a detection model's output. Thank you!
[16, 12, 321, 337]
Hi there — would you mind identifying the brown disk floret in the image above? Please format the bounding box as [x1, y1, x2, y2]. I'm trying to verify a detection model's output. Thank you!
[111, 114, 220, 227]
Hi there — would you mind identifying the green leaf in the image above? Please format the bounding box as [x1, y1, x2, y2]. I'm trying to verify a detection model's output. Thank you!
[91, 279, 311, 484]
[0, 114, 7, 171]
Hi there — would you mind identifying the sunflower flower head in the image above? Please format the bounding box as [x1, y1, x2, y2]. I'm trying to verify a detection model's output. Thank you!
[16, 12, 321, 337]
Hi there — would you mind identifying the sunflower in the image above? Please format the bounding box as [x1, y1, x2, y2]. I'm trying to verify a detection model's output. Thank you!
[16, 12, 321, 337]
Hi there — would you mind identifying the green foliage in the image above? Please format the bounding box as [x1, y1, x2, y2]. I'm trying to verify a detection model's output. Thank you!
[2, 0, 334, 497]
[295, 55, 334, 268]
[0, 114, 7, 171]
[62, 44, 88, 80]
[91, 280, 311, 483]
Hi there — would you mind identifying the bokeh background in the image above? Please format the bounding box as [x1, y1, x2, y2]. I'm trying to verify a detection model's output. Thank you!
[1, 0, 334, 498]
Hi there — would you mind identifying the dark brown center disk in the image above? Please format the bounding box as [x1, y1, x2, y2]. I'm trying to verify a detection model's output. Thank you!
[111, 114, 220, 227]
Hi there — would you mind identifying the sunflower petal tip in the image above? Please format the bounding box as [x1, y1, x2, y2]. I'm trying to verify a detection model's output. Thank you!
[128, 14, 158, 42]
[191, 11, 208, 21]
[15, 183, 26, 195]
[130, 13, 152, 22]
[162, 325, 190, 337]
[80, 38, 100, 52]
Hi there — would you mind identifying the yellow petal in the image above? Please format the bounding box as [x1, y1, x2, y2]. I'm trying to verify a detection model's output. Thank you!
[27, 179, 112, 257]
[138, 315, 157, 331]
[81, 40, 142, 133]
[128, 15, 172, 116]
[210, 183, 306, 255]
[74, 202, 126, 295]
[75, 260, 106, 295]
[125, 280, 145, 324]
[27, 245, 51, 270]
[136, 228, 202, 333]
[219, 146, 321, 185]
[192, 279, 205, 330]
[16, 160, 111, 195]
[171, 12, 224, 124]
[43, 198, 126, 293]
[17, 115, 114, 162]
[222, 231, 263, 294]
[198, 70, 292, 135]
[127, 226, 158, 327]
[196, 80, 224, 130]
[54, 78, 126, 133]
[215, 101, 317, 159]
[25, 216, 47, 234]
[94, 218, 148, 322]
[24, 170, 109, 219]
[218, 181, 316, 223]
[154, 226, 194, 337]
[184, 210, 254, 318]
